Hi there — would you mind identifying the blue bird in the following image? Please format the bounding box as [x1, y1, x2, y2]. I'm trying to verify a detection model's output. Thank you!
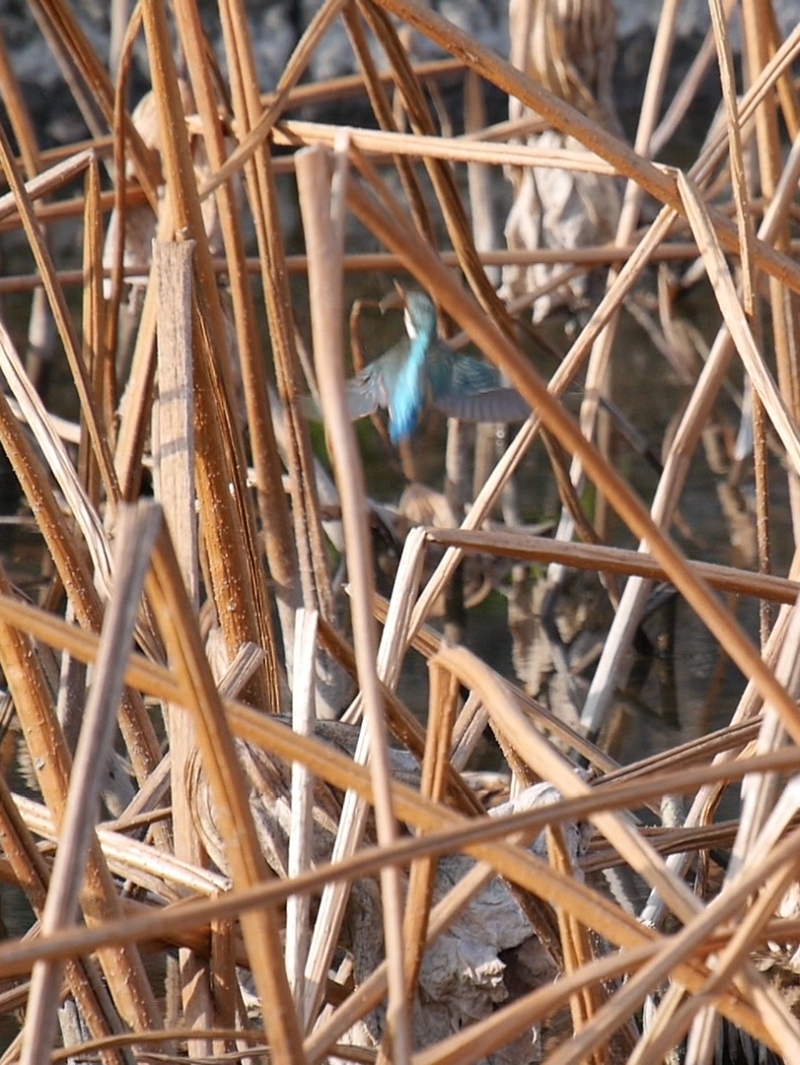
[304, 289, 531, 444]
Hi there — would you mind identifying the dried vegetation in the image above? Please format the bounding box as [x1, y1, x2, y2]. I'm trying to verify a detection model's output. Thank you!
[0, 0, 799, 1062]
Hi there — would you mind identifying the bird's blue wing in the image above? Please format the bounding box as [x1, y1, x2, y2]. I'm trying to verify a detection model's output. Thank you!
[298, 362, 388, 423]
[344, 362, 389, 419]
[433, 354, 530, 423]
[434, 387, 531, 423]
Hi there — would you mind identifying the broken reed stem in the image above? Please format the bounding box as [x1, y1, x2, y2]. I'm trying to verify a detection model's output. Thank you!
[153, 237, 214, 1051]
[142, 0, 279, 711]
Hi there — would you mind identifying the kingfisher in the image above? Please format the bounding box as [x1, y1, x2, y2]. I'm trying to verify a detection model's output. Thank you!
[305, 288, 531, 444]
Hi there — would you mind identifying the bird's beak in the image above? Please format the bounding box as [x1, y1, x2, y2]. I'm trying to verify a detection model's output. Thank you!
[379, 280, 406, 312]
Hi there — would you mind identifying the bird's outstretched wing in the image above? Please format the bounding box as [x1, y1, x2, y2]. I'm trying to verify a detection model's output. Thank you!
[297, 360, 390, 422]
[435, 387, 531, 423]
[433, 353, 531, 423]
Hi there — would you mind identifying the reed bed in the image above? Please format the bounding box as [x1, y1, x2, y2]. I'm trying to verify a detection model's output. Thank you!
[0, 0, 799, 1062]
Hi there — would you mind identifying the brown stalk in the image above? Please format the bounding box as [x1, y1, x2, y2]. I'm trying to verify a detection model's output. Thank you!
[171, 0, 301, 656]
[424, 527, 800, 604]
[105, 1, 146, 401]
[144, 514, 304, 1065]
[153, 239, 213, 1049]
[0, 701, 799, 983]
[217, 0, 332, 619]
[342, 4, 436, 247]
[20, 504, 163, 1062]
[357, 0, 514, 335]
[375, 0, 800, 296]
[345, 169, 800, 752]
[27, 0, 160, 204]
[317, 619, 487, 815]
[432, 645, 700, 924]
[767, 8, 800, 137]
[406, 203, 678, 636]
[710, 0, 757, 314]
[0, 23, 58, 402]
[400, 661, 460, 1001]
[545, 825, 606, 1064]
[141, 0, 279, 710]
[0, 121, 119, 505]
[0, 349, 162, 787]
[678, 170, 800, 473]
[0, 774, 127, 1065]
[752, 390, 774, 643]
[112, 265, 159, 501]
[1, 583, 800, 1056]
[579, 122, 800, 737]
[742, 0, 800, 541]
[79, 156, 110, 501]
[0, 556, 161, 1037]
[549, 836, 800, 1065]
[197, 0, 357, 200]
[631, 855, 800, 1062]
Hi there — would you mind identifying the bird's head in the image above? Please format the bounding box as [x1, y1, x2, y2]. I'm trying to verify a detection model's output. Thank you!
[392, 283, 438, 343]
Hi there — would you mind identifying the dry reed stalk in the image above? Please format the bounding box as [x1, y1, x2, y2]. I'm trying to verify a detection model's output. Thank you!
[358, 0, 514, 337]
[286, 609, 319, 1002]
[105, 2, 146, 400]
[4, 0, 800, 1058]
[216, 0, 332, 626]
[0, 25, 60, 404]
[711, 0, 757, 315]
[0, 322, 163, 783]
[408, 205, 678, 634]
[0, 673, 798, 968]
[544, 822, 606, 1063]
[0, 596, 796, 1060]
[580, 123, 800, 737]
[344, 169, 800, 756]
[298, 532, 430, 1033]
[0, 773, 127, 1064]
[401, 660, 460, 1001]
[679, 170, 800, 469]
[297, 140, 411, 1060]
[80, 157, 111, 501]
[0, 564, 161, 1037]
[141, 0, 280, 710]
[111, 266, 159, 498]
[15, 794, 227, 900]
[153, 238, 214, 1051]
[425, 526, 800, 604]
[145, 513, 304, 1063]
[554, 0, 678, 546]
[753, 385, 775, 645]
[27, 0, 160, 202]
[743, 2, 800, 562]
[640, 578, 800, 929]
[381, 0, 800, 294]
[0, 123, 119, 504]
[342, 5, 436, 250]
[651, 0, 737, 155]
[19, 503, 163, 1062]
[170, 0, 300, 653]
